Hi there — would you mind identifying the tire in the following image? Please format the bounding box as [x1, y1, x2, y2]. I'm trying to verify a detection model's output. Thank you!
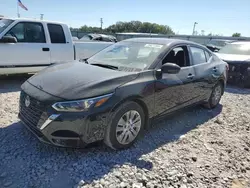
[104, 101, 145, 150]
[203, 82, 223, 109]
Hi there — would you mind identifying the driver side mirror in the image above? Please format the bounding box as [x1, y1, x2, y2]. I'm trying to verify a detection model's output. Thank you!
[161, 63, 181, 74]
[0, 36, 17, 43]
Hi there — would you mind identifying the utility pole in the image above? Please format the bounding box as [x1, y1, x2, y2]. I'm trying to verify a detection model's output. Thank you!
[100, 18, 103, 30]
[192, 22, 198, 35]
[40, 14, 44, 20]
[201, 30, 205, 36]
[17, 1, 20, 18]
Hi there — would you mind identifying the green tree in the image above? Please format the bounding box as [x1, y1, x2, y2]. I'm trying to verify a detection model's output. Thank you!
[232, 33, 241, 37]
[79, 25, 102, 33]
[105, 21, 174, 34]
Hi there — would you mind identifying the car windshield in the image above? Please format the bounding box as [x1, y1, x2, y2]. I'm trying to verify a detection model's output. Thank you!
[80, 35, 92, 40]
[88, 41, 165, 71]
[218, 43, 250, 55]
[0, 19, 13, 34]
[209, 40, 229, 47]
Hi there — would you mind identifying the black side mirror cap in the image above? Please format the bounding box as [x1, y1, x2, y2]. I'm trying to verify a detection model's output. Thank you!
[161, 63, 181, 74]
[0, 36, 17, 43]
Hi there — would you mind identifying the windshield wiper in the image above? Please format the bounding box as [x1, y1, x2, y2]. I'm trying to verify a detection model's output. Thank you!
[91, 63, 118, 70]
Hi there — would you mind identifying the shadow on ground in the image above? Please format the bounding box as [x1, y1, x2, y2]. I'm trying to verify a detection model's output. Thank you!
[0, 74, 32, 93]
[225, 85, 250, 95]
[0, 104, 222, 188]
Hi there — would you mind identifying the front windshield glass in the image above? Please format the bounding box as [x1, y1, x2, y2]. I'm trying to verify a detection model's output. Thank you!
[0, 19, 13, 34]
[88, 41, 164, 71]
[209, 40, 228, 47]
[218, 43, 250, 55]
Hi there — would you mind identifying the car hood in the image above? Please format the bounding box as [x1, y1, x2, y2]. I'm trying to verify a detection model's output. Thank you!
[215, 53, 250, 62]
[25, 62, 138, 100]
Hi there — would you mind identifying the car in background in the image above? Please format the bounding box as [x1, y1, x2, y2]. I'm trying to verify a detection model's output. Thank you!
[19, 38, 227, 150]
[72, 36, 79, 41]
[80, 33, 117, 42]
[215, 41, 250, 87]
[206, 39, 235, 52]
[0, 18, 112, 75]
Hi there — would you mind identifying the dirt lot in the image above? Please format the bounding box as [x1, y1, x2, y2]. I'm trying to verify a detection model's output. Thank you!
[0, 75, 250, 188]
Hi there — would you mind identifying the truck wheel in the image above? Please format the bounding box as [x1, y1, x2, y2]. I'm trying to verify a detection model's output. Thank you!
[203, 82, 223, 109]
[104, 101, 145, 150]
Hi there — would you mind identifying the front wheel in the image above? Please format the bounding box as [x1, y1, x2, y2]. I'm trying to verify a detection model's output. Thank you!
[204, 82, 223, 109]
[104, 101, 145, 150]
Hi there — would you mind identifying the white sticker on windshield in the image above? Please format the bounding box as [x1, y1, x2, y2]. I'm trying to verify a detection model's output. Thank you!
[0, 23, 5, 27]
[144, 44, 163, 49]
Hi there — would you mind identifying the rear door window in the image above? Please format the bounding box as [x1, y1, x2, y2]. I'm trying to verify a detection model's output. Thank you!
[190, 47, 207, 65]
[205, 51, 212, 61]
[47, 24, 66, 43]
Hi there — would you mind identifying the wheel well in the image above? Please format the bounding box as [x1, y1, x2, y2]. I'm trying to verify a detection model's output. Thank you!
[218, 79, 225, 94]
[111, 97, 149, 129]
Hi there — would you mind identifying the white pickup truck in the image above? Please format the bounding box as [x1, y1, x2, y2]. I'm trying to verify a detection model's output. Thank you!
[0, 18, 113, 75]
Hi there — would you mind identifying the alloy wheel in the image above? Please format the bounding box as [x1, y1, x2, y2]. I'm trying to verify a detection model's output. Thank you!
[116, 110, 142, 145]
[211, 85, 222, 106]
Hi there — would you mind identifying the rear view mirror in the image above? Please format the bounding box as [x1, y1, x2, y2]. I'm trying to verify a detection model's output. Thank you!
[161, 63, 181, 74]
[0, 36, 17, 43]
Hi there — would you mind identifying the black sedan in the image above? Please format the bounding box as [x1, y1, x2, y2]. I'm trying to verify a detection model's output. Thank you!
[19, 38, 228, 150]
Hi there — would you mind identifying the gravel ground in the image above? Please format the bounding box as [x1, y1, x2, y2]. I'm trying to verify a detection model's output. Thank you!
[0, 75, 250, 188]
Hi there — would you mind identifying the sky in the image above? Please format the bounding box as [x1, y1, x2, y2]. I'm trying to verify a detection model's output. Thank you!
[0, 0, 249, 37]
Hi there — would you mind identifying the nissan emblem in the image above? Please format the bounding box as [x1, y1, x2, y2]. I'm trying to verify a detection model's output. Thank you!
[25, 96, 31, 107]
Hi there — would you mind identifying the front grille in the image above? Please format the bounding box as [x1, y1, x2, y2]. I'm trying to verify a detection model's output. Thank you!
[19, 91, 48, 133]
[228, 64, 240, 73]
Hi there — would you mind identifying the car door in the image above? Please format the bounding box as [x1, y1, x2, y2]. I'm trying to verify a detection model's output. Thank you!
[154, 45, 199, 117]
[46, 24, 74, 63]
[0, 22, 50, 66]
[188, 46, 216, 100]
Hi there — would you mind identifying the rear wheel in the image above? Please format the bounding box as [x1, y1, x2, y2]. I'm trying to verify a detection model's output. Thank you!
[104, 101, 145, 150]
[204, 82, 223, 109]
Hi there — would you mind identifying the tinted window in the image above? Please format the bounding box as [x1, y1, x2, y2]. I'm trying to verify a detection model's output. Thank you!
[101, 37, 112, 42]
[6, 22, 45, 43]
[190, 47, 207, 65]
[47, 24, 66, 43]
[163, 46, 189, 67]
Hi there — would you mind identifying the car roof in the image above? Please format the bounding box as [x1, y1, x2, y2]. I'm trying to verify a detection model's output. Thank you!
[3, 17, 66, 26]
[230, 41, 250, 45]
[123, 37, 204, 47]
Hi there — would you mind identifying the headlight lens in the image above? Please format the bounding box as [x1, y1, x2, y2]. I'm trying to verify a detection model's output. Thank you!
[52, 93, 113, 112]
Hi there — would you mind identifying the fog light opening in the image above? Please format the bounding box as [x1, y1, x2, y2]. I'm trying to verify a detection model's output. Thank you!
[51, 130, 79, 138]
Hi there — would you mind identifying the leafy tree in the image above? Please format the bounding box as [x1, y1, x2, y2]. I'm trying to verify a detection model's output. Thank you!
[105, 21, 174, 34]
[72, 21, 175, 34]
[232, 33, 241, 37]
[79, 25, 102, 33]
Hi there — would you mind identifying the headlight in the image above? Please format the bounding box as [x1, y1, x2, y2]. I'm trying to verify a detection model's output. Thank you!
[247, 67, 250, 71]
[52, 93, 113, 112]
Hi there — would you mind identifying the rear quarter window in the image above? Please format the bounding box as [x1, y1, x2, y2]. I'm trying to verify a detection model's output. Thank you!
[47, 24, 66, 43]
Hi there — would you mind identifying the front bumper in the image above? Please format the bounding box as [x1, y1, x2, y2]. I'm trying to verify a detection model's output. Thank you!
[227, 62, 250, 87]
[19, 92, 111, 148]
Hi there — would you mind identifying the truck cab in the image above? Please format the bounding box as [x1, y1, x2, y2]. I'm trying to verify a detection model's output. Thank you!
[0, 18, 113, 75]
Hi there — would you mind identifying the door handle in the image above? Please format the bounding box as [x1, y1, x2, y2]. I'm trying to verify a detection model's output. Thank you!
[42, 48, 50, 52]
[213, 67, 218, 71]
[187, 74, 194, 79]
